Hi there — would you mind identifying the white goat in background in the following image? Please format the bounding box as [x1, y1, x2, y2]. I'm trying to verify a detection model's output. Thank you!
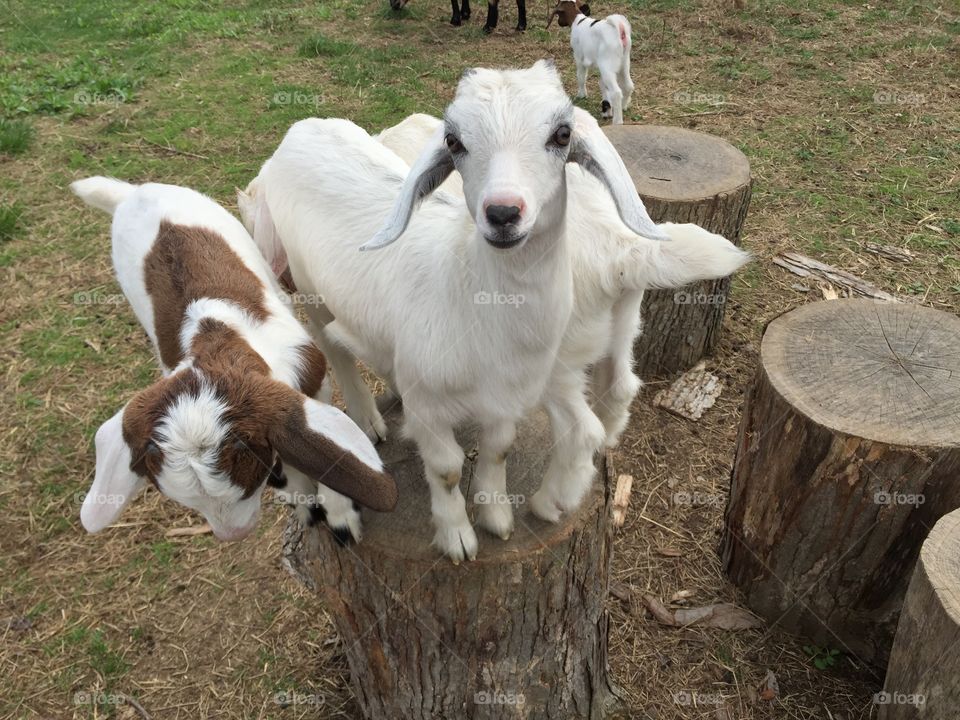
[376, 114, 749, 516]
[241, 61, 668, 562]
[548, 0, 634, 124]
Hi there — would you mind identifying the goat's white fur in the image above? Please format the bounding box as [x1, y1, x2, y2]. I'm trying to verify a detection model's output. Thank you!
[376, 113, 750, 518]
[72, 178, 385, 541]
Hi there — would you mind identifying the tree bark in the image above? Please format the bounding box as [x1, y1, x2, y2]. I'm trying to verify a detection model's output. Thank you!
[283, 407, 626, 720]
[880, 508, 960, 718]
[721, 299, 960, 666]
[602, 124, 752, 379]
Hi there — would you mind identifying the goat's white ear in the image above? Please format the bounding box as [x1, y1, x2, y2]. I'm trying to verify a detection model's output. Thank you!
[271, 395, 398, 512]
[567, 107, 669, 241]
[81, 408, 146, 533]
[361, 125, 455, 251]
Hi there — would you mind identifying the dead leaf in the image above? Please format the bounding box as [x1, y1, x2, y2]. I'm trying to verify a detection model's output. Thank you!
[759, 669, 779, 701]
[84, 338, 102, 353]
[642, 594, 676, 626]
[673, 603, 763, 630]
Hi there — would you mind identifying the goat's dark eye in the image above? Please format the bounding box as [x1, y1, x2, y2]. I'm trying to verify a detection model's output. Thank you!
[445, 133, 465, 154]
[551, 125, 572, 147]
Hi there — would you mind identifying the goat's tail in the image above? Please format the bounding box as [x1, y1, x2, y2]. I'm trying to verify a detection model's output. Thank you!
[619, 222, 750, 291]
[237, 165, 288, 278]
[70, 176, 135, 215]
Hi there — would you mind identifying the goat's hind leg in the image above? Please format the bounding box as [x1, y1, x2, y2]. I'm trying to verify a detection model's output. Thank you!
[483, 0, 498, 33]
[599, 67, 624, 124]
[530, 370, 606, 523]
[451, 0, 464, 25]
[515, 0, 526, 31]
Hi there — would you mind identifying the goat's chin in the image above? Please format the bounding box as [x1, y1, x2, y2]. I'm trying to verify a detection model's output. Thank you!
[484, 232, 528, 250]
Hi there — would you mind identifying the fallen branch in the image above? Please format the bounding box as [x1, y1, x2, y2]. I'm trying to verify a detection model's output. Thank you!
[773, 252, 898, 302]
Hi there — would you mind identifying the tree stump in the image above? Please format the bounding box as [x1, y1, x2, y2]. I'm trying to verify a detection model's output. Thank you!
[602, 124, 752, 378]
[282, 405, 625, 720]
[721, 298, 960, 666]
[880, 508, 960, 718]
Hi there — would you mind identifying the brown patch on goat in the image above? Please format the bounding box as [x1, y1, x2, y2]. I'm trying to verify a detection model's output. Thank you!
[122, 369, 203, 484]
[144, 221, 269, 369]
[295, 342, 327, 398]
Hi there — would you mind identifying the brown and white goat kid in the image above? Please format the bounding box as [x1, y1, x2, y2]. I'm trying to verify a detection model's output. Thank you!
[72, 177, 397, 542]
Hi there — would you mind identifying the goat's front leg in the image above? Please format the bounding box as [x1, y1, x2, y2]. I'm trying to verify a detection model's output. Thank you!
[404, 411, 476, 562]
[461, 0, 471, 20]
[450, 0, 464, 25]
[278, 465, 363, 545]
[483, 0, 498, 33]
[530, 370, 606, 523]
[472, 420, 517, 540]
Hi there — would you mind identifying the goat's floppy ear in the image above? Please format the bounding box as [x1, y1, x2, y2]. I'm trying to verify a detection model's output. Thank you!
[81, 407, 147, 533]
[567, 107, 669, 241]
[361, 125, 455, 251]
[239, 183, 288, 277]
[271, 394, 398, 512]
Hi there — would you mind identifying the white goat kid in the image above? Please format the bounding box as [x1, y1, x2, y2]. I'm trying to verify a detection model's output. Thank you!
[548, 0, 633, 124]
[72, 178, 396, 542]
[376, 114, 750, 518]
[240, 61, 668, 561]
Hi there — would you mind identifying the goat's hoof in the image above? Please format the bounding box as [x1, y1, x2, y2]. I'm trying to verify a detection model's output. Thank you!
[462, 8, 471, 19]
[515, 22, 526, 32]
[482, 24, 494, 34]
[434, 523, 478, 562]
[478, 501, 514, 540]
[529, 490, 562, 523]
[600, 100, 612, 118]
[450, 14, 462, 25]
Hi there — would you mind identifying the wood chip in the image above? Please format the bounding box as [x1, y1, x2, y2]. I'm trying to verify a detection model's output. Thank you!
[609, 580, 633, 603]
[653, 361, 722, 420]
[670, 589, 695, 603]
[863, 242, 914, 263]
[642, 594, 676, 626]
[773, 252, 898, 302]
[819, 283, 839, 300]
[657, 546, 683, 558]
[611, 474, 633, 528]
[164, 523, 213, 538]
[673, 603, 764, 630]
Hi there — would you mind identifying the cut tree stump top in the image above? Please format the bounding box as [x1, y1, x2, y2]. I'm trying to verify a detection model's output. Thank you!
[603, 124, 751, 202]
[358, 402, 604, 563]
[762, 299, 960, 448]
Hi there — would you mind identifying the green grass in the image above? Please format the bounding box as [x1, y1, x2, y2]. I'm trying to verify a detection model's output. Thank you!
[0, 117, 33, 154]
[0, 202, 23, 240]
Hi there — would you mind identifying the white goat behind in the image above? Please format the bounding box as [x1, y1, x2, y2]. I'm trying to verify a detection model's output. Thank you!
[377, 113, 749, 518]
[72, 178, 396, 542]
[241, 61, 671, 561]
[548, 0, 633, 124]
